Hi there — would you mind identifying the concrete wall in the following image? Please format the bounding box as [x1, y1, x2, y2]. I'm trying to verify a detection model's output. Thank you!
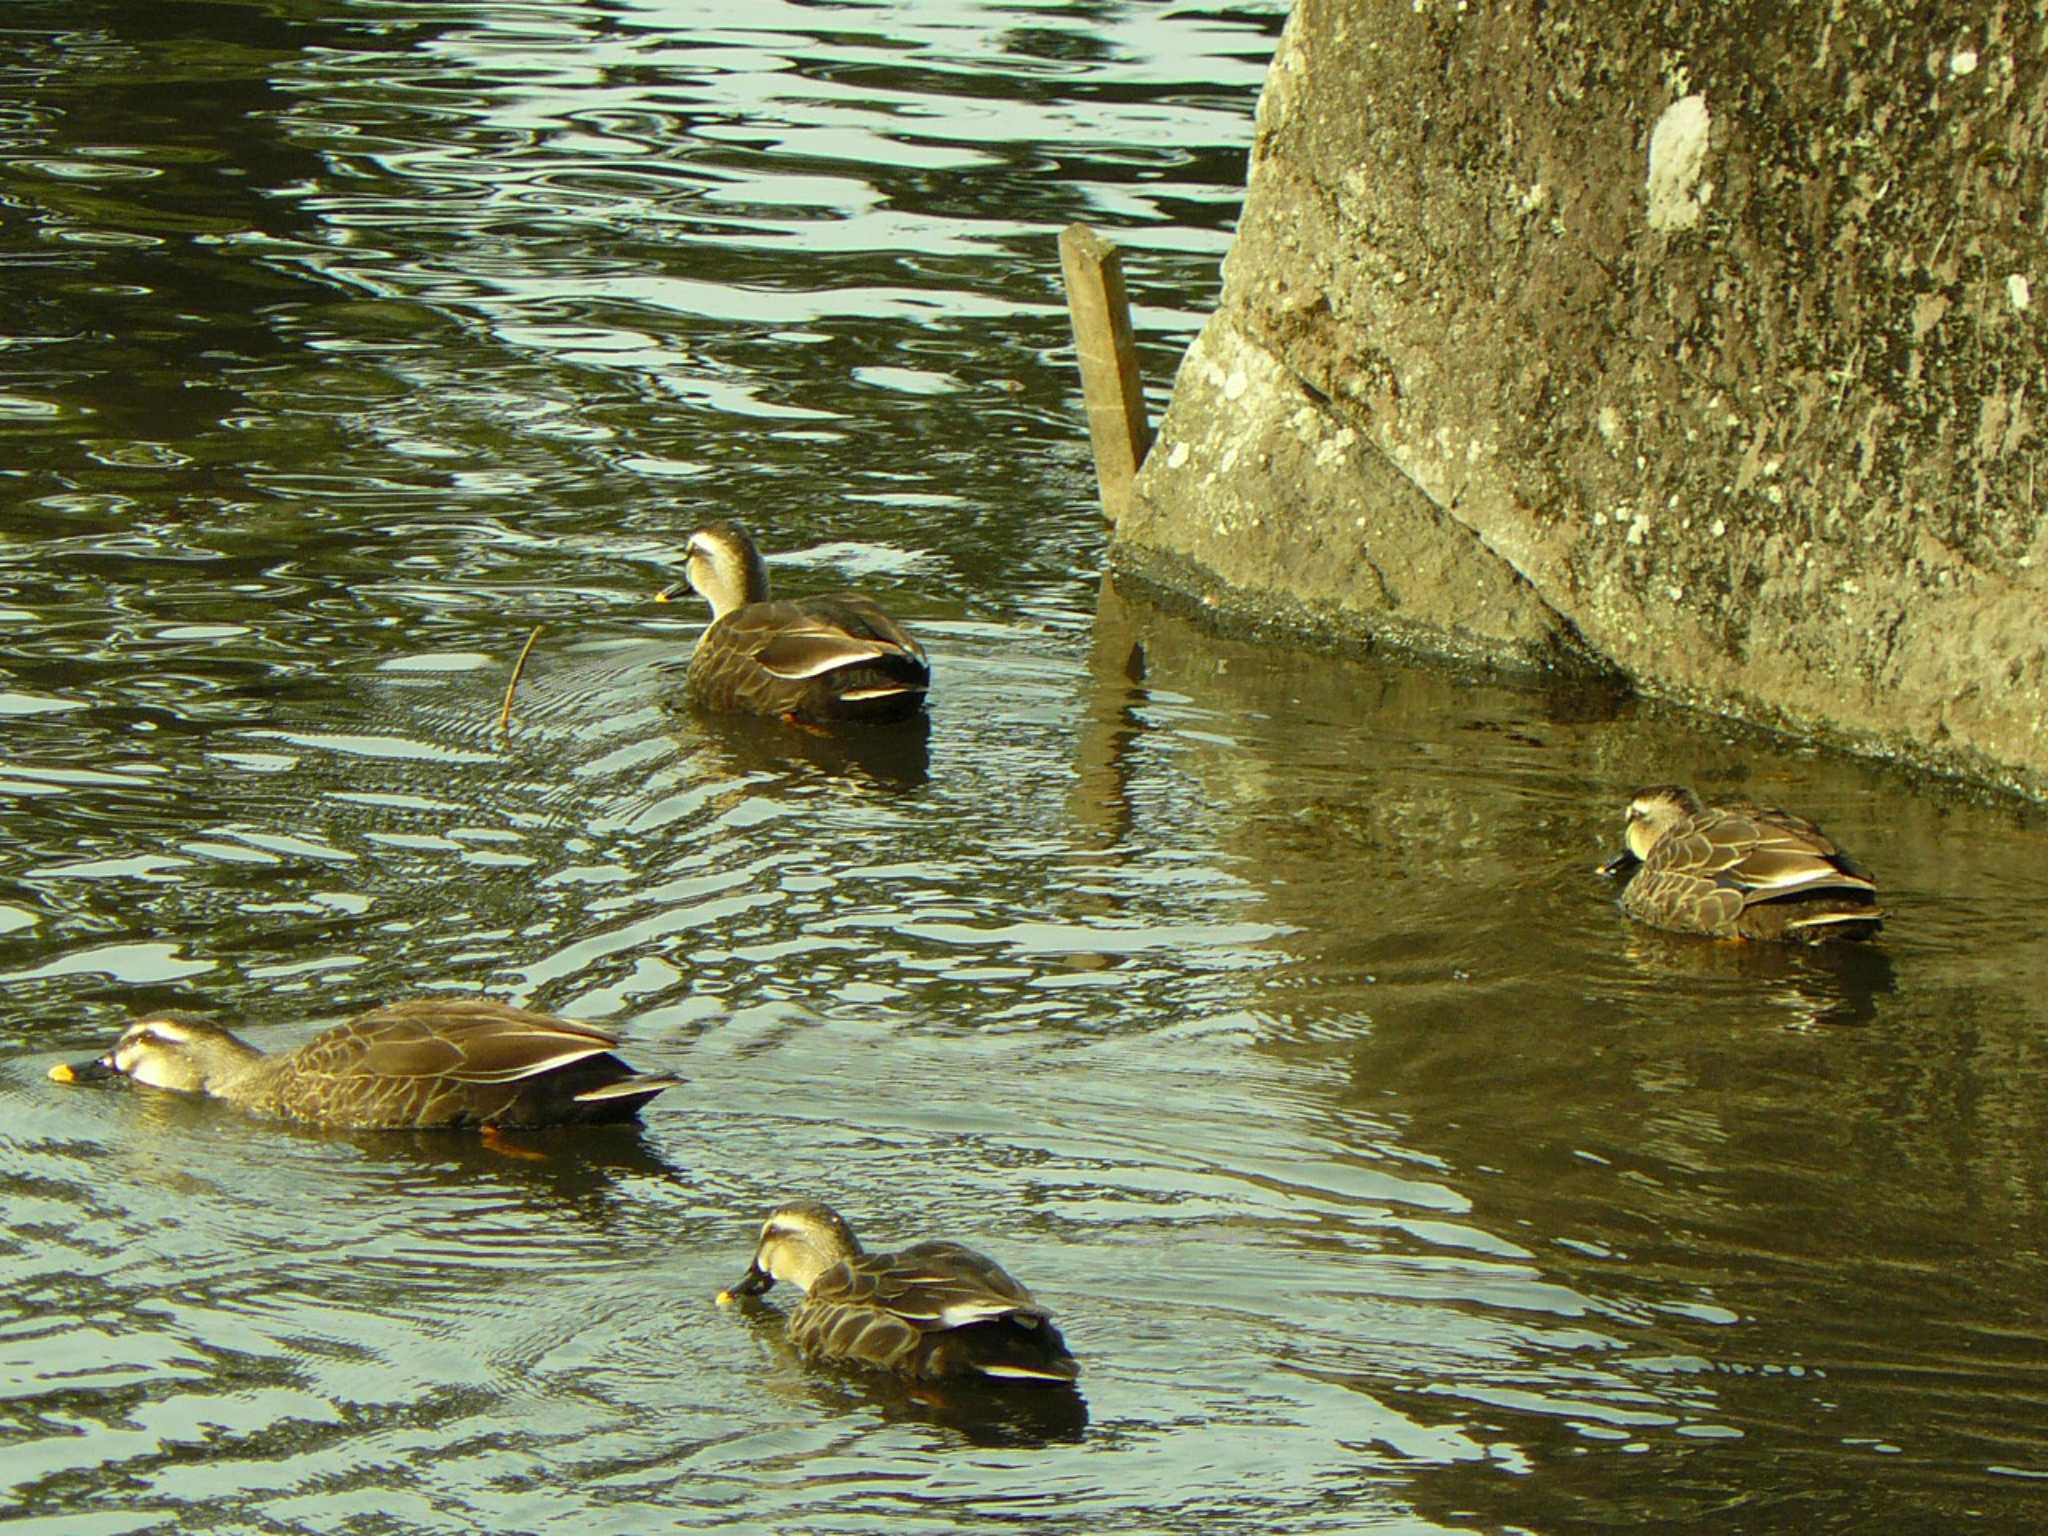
[1113, 0, 2048, 795]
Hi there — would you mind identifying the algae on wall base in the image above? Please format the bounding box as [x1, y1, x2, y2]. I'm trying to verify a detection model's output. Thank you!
[1114, 0, 2048, 796]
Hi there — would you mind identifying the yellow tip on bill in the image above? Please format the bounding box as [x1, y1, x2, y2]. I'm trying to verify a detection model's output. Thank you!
[48, 1062, 77, 1084]
[653, 589, 671, 604]
[715, 1288, 737, 1307]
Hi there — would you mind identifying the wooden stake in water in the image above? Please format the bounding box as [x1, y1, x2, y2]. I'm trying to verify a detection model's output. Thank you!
[1059, 223, 1153, 525]
[499, 624, 544, 734]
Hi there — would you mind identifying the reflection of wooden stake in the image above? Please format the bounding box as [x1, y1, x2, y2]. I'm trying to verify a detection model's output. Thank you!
[499, 624, 543, 734]
[1060, 224, 1153, 524]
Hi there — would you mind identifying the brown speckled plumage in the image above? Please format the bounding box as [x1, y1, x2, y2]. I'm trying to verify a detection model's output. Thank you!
[1603, 785, 1883, 943]
[722, 1200, 1079, 1384]
[660, 521, 928, 724]
[81, 998, 681, 1129]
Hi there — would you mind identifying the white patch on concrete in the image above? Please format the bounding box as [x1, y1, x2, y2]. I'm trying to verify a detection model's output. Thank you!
[1949, 48, 1979, 77]
[1222, 368, 1247, 402]
[1595, 404, 1622, 445]
[1710, 517, 1726, 537]
[1626, 512, 1650, 546]
[1646, 94, 1712, 232]
[1312, 425, 1357, 469]
[2008, 273, 2031, 311]
[1166, 440, 1190, 470]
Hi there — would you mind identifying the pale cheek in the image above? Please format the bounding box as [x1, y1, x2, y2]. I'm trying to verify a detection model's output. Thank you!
[125, 1058, 194, 1091]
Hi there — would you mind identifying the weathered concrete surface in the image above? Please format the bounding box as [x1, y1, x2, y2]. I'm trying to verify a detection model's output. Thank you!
[1114, 0, 2048, 795]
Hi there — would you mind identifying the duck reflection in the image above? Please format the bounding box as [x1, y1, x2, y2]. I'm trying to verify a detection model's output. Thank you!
[1613, 923, 1897, 1028]
[203, 1110, 702, 1236]
[669, 700, 931, 790]
[355, 1121, 696, 1207]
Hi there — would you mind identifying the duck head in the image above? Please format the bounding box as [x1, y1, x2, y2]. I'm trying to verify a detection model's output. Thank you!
[56, 1015, 261, 1094]
[656, 520, 771, 619]
[1599, 784, 1704, 875]
[719, 1199, 863, 1301]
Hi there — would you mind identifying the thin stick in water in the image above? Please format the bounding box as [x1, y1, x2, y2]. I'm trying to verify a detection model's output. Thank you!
[499, 624, 544, 734]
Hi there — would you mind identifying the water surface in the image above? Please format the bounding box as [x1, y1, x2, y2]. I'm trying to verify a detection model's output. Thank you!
[4, 3, 2047, 1533]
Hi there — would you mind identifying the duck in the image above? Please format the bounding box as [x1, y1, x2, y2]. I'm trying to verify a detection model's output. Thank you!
[48, 997, 682, 1130]
[716, 1199, 1079, 1384]
[654, 520, 929, 724]
[1599, 784, 1883, 942]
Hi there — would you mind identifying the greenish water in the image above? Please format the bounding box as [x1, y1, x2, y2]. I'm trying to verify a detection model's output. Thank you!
[4, 3, 2047, 1533]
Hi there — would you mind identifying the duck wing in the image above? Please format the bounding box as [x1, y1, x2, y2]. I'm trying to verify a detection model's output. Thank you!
[325, 999, 626, 1084]
[794, 1241, 1068, 1378]
[1688, 805, 1878, 900]
[687, 593, 930, 721]
[743, 596, 926, 680]
[1627, 803, 1880, 938]
[833, 1240, 1051, 1327]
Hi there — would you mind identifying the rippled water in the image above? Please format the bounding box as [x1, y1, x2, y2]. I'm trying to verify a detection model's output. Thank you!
[5, 3, 2048, 1532]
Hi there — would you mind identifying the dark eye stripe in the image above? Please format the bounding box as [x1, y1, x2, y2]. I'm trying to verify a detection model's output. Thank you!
[127, 1023, 186, 1050]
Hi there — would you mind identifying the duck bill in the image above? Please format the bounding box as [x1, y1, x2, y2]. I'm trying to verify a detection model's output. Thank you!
[654, 580, 687, 604]
[1596, 849, 1639, 878]
[724, 1261, 775, 1300]
[48, 1055, 118, 1084]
